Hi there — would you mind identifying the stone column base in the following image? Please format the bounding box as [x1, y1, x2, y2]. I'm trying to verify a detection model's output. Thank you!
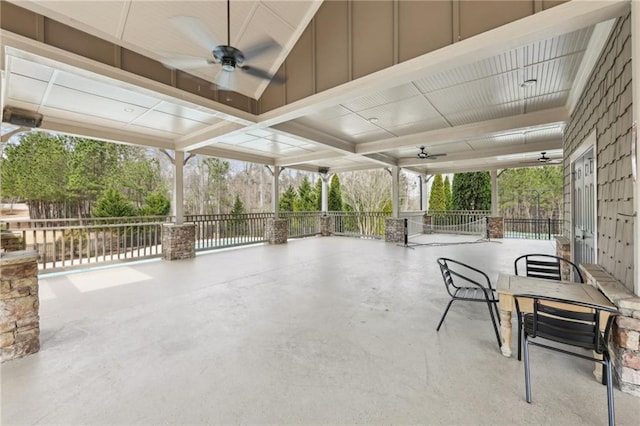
[423, 215, 433, 234]
[1, 250, 40, 362]
[487, 217, 504, 239]
[555, 236, 572, 281]
[320, 215, 333, 236]
[162, 223, 196, 261]
[266, 218, 288, 244]
[385, 218, 405, 243]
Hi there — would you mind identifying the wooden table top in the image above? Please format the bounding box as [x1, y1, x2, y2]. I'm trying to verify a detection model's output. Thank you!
[496, 273, 615, 308]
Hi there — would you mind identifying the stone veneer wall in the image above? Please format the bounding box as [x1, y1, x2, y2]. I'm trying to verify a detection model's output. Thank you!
[581, 264, 640, 397]
[486, 217, 503, 239]
[563, 13, 634, 290]
[385, 218, 405, 243]
[1, 232, 23, 252]
[555, 236, 573, 282]
[161, 223, 196, 260]
[265, 218, 287, 244]
[320, 215, 333, 236]
[1, 250, 39, 362]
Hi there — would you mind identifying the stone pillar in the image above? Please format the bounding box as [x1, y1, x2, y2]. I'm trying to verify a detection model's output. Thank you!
[385, 218, 405, 243]
[581, 264, 640, 397]
[162, 223, 196, 260]
[265, 218, 287, 244]
[487, 217, 504, 238]
[1, 231, 23, 252]
[423, 215, 433, 234]
[1, 250, 39, 362]
[555, 236, 573, 281]
[320, 215, 333, 236]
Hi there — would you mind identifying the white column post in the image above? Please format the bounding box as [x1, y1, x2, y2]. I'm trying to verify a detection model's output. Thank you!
[491, 169, 499, 216]
[273, 166, 281, 219]
[321, 175, 329, 212]
[391, 166, 400, 218]
[173, 150, 185, 225]
[421, 175, 428, 211]
[632, 0, 640, 294]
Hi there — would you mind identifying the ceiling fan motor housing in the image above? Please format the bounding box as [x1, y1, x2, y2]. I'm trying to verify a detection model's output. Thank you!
[213, 45, 244, 71]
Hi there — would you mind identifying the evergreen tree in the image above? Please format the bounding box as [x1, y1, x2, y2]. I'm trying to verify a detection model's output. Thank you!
[91, 188, 137, 218]
[139, 192, 171, 216]
[428, 174, 446, 211]
[452, 171, 491, 210]
[328, 174, 343, 211]
[294, 176, 316, 211]
[279, 185, 297, 212]
[314, 177, 323, 211]
[229, 194, 247, 235]
[230, 194, 247, 215]
[443, 175, 452, 210]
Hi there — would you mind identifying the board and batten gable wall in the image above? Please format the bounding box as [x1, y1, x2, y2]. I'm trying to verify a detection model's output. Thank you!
[259, 0, 567, 113]
[563, 13, 634, 291]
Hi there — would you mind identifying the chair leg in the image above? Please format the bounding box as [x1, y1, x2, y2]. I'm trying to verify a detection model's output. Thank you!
[523, 335, 532, 403]
[517, 316, 523, 361]
[436, 299, 455, 331]
[485, 301, 502, 348]
[605, 356, 615, 426]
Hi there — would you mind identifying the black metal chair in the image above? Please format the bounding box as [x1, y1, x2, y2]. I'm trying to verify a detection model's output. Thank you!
[436, 258, 501, 348]
[514, 253, 584, 283]
[514, 294, 619, 426]
[514, 254, 585, 360]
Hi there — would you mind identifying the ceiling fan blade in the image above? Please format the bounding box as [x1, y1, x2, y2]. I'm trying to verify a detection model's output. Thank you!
[240, 66, 285, 84]
[170, 16, 221, 53]
[242, 38, 280, 61]
[161, 53, 215, 70]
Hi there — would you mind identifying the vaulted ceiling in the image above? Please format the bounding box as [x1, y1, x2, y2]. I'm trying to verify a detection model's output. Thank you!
[0, 0, 631, 176]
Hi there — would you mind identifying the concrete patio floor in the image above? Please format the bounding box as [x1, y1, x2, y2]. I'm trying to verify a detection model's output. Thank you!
[2, 234, 638, 425]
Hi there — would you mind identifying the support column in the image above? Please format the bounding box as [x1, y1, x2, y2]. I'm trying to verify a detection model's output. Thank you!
[491, 169, 499, 217]
[632, 0, 640, 295]
[272, 166, 281, 219]
[1, 250, 39, 362]
[162, 223, 195, 260]
[321, 174, 329, 213]
[420, 175, 428, 211]
[487, 217, 504, 239]
[173, 150, 185, 225]
[391, 166, 400, 218]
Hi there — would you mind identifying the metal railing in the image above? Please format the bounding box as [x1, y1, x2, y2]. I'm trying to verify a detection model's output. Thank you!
[328, 211, 389, 238]
[187, 213, 271, 250]
[504, 218, 563, 240]
[427, 210, 490, 235]
[4, 219, 165, 270]
[279, 212, 321, 238]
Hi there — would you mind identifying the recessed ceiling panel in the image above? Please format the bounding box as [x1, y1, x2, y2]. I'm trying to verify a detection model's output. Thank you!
[304, 105, 353, 121]
[525, 92, 568, 113]
[154, 102, 220, 125]
[53, 72, 161, 109]
[6, 74, 48, 105]
[8, 56, 54, 82]
[385, 117, 450, 137]
[341, 84, 422, 112]
[445, 101, 524, 127]
[522, 27, 593, 66]
[349, 128, 395, 143]
[130, 110, 210, 135]
[357, 95, 442, 129]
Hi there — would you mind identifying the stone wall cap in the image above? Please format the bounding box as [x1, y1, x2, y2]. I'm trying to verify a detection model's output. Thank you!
[0, 250, 38, 264]
[555, 236, 571, 245]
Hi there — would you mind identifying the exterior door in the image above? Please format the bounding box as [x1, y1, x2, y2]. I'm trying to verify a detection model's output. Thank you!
[573, 148, 595, 264]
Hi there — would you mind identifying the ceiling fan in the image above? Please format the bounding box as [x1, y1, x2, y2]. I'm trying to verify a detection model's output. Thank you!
[409, 146, 447, 160]
[164, 0, 284, 90]
[520, 152, 562, 165]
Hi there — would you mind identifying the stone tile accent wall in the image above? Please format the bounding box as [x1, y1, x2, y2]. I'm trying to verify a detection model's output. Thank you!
[422, 215, 433, 234]
[320, 215, 333, 236]
[564, 13, 634, 291]
[265, 218, 287, 244]
[385, 218, 405, 243]
[161, 223, 196, 261]
[1, 232, 23, 252]
[1, 250, 39, 362]
[581, 264, 640, 397]
[555, 236, 573, 282]
[487, 217, 503, 238]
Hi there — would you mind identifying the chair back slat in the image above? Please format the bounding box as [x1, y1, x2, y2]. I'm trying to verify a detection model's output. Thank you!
[514, 254, 584, 283]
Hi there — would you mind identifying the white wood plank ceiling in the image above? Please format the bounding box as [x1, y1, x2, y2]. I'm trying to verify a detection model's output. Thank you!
[0, 0, 627, 176]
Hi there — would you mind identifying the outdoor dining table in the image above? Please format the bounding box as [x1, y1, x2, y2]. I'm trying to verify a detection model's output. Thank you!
[496, 273, 615, 378]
